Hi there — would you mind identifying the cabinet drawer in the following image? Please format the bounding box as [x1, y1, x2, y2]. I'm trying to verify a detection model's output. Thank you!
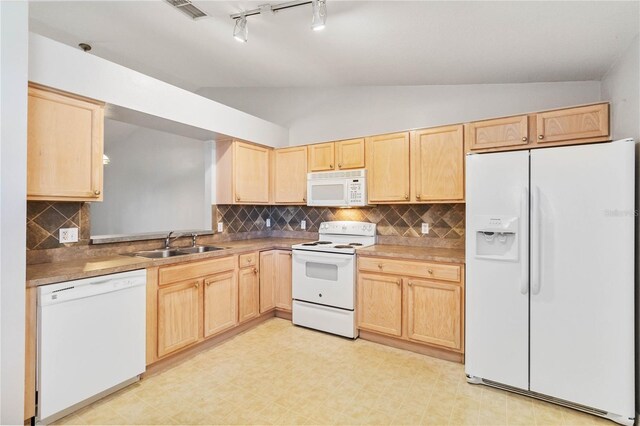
[239, 252, 258, 268]
[159, 256, 235, 285]
[358, 257, 461, 282]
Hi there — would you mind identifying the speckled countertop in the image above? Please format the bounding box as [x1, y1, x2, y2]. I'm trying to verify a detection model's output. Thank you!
[357, 245, 465, 264]
[26, 238, 465, 287]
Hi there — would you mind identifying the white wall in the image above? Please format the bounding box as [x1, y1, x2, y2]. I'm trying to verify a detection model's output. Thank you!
[91, 120, 212, 236]
[601, 36, 640, 142]
[28, 33, 289, 148]
[0, 2, 27, 423]
[199, 81, 602, 146]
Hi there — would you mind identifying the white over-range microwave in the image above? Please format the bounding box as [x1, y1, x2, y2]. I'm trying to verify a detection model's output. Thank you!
[306, 169, 369, 207]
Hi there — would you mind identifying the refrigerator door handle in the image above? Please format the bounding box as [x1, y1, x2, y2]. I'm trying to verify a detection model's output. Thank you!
[520, 187, 529, 295]
[531, 186, 541, 295]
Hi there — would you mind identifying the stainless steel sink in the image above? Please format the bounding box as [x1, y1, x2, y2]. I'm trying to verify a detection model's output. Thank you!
[177, 245, 225, 254]
[133, 249, 187, 258]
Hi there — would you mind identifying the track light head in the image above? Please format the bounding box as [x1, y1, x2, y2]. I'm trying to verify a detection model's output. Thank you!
[233, 14, 248, 42]
[311, 0, 327, 31]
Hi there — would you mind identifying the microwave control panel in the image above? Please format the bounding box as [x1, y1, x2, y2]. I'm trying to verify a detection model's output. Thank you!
[348, 179, 366, 205]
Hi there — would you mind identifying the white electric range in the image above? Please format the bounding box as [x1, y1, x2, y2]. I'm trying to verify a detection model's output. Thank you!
[291, 221, 376, 338]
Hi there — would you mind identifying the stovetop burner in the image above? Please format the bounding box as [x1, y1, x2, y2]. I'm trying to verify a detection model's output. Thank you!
[349, 243, 363, 246]
[315, 241, 332, 244]
[302, 242, 317, 246]
[333, 245, 354, 249]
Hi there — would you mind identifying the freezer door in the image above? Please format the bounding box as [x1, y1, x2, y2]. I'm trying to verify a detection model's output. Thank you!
[465, 150, 529, 390]
[529, 140, 635, 418]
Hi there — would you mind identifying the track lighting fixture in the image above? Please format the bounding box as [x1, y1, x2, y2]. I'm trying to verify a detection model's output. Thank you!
[311, 0, 327, 31]
[233, 14, 248, 43]
[230, 0, 328, 42]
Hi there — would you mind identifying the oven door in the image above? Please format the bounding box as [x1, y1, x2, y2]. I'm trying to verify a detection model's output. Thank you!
[307, 178, 348, 207]
[292, 250, 355, 310]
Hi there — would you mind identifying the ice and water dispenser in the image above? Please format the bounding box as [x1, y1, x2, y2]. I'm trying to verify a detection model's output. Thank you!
[474, 216, 519, 261]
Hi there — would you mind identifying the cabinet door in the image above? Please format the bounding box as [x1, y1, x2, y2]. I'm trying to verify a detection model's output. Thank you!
[365, 132, 410, 202]
[203, 271, 237, 338]
[275, 250, 292, 311]
[274, 146, 307, 204]
[536, 103, 609, 144]
[335, 138, 365, 170]
[259, 251, 276, 313]
[238, 266, 260, 323]
[357, 273, 403, 336]
[234, 141, 270, 204]
[308, 142, 335, 171]
[412, 125, 464, 202]
[158, 279, 201, 357]
[27, 86, 104, 202]
[467, 115, 529, 151]
[406, 279, 462, 350]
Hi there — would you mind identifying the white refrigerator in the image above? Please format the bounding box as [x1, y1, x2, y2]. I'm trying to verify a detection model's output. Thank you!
[465, 139, 635, 426]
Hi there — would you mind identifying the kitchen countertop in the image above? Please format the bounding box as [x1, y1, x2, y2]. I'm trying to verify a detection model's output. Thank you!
[26, 238, 465, 287]
[357, 245, 465, 264]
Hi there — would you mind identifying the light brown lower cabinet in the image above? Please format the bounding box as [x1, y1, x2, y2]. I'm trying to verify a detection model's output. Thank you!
[260, 250, 293, 313]
[357, 257, 465, 354]
[157, 279, 202, 358]
[204, 271, 238, 337]
[238, 265, 260, 323]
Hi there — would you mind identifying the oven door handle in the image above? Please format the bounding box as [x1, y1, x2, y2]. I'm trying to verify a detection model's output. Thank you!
[293, 251, 354, 265]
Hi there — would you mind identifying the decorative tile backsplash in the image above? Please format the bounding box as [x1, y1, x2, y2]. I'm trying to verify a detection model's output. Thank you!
[216, 204, 465, 241]
[26, 202, 90, 250]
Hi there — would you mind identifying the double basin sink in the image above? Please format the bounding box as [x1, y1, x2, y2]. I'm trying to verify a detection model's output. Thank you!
[133, 245, 225, 259]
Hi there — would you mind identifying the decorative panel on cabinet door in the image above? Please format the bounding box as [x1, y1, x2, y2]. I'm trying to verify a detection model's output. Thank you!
[467, 115, 529, 151]
[259, 251, 276, 313]
[157, 279, 201, 358]
[238, 266, 260, 323]
[308, 142, 335, 171]
[27, 85, 104, 201]
[275, 250, 293, 311]
[365, 132, 410, 202]
[412, 125, 464, 202]
[536, 103, 609, 144]
[357, 273, 403, 336]
[335, 138, 365, 170]
[204, 271, 238, 338]
[233, 141, 270, 204]
[274, 146, 308, 204]
[406, 279, 462, 350]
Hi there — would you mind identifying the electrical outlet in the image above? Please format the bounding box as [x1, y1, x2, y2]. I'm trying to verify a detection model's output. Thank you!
[217, 222, 224, 233]
[59, 227, 78, 243]
[266, 218, 271, 227]
[421, 223, 430, 234]
[301, 220, 306, 230]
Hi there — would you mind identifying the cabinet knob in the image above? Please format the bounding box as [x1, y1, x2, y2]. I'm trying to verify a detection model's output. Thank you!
[522, 137, 528, 142]
[93, 189, 101, 196]
[396, 279, 402, 285]
[303, 197, 306, 202]
[407, 281, 413, 286]
[253, 268, 258, 274]
[416, 194, 421, 200]
[404, 194, 409, 200]
[338, 163, 342, 168]
[538, 135, 544, 140]
[206, 281, 211, 286]
[288, 252, 292, 257]
[378, 263, 383, 269]
[236, 195, 241, 201]
[195, 282, 199, 288]
[428, 269, 434, 274]
[329, 164, 333, 169]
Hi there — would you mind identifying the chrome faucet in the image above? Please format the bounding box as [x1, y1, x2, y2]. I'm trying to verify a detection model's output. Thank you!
[164, 231, 182, 249]
[191, 233, 198, 247]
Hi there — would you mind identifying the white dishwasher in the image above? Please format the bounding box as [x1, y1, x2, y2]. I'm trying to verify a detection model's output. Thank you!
[37, 269, 146, 424]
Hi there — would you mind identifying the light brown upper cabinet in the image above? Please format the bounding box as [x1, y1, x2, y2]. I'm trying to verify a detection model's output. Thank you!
[366, 132, 410, 203]
[411, 125, 464, 203]
[335, 138, 365, 170]
[216, 140, 271, 204]
[466, 115, 529, 151]
[273, 146, 307, 204]
[308, 142, 335, 171]
[536, 103, 609, 144]
[308, 138, 365, 172]
[27, 84, 104, 202]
